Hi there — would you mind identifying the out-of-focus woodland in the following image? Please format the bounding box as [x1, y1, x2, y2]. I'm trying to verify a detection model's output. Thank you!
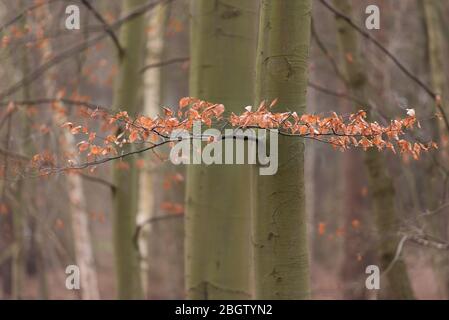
[0, 0, 449, 300]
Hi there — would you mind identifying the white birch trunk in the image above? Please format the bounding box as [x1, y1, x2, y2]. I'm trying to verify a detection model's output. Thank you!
[137, 3, 166, 297]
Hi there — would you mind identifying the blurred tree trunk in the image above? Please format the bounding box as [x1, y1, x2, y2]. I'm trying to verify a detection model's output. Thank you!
[0, 121, 13, 298]
[186, 0, 258, 299]
[340, 153, 367, 298]
[333, 3, 369, 300]
[112, 0, 147, 299]
[39, 5, 100, 300]
[333, 0, 414, 299]
[12, 14, 33, 299]
[253, 0, 311, 299]
[146, 0, 188, 299]
[422, 0, 449, 298]
[137, 2, 167, 298]
[35, 222, 48, 299]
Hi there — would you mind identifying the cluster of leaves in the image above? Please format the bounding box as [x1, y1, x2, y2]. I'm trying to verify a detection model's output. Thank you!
[33, 97, 436, 171]
[231, 101, 436, 159]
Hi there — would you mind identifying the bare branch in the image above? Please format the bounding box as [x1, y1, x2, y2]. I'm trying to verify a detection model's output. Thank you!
[133, 214, 183, 252]
[140, 56, 190, 73]
[78, 173, 117, 193]
[0, 0, 174, 101]
[381, 235, 409, 277]
[408, 234, 449, 251]
[0, 98, 109, 111]
[318, 0, 449, 133]
[80, 0, 124, 57]
[308, 81, 366, 107]
[0, 0, 59, 33]
[310, 18, 347, 86]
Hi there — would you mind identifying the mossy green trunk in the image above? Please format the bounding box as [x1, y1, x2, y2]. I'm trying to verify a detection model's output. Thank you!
[253, 0, 311, 299]
[333, 0, 414, 299]
[422, 0, 449, 298]
[14, 15, 33, 297]
[186, 0, 258, 299]
[112, 0, 147, 299]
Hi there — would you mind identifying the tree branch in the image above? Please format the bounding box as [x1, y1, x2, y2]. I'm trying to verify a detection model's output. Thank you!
[0, 0, 59, 33]
[0, 0, 174, 101]
[80, 0, 124, 57]
[140, 56, 190, 73]
[0, 98, 109, 111]
[133, 214, 183, 253]
[310, 18, 347, 86]
[318, 0, 449, 133]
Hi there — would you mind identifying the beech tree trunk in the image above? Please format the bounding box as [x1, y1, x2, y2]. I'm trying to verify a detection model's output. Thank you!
[422, 0, 449, 298]
[333, 0, 414, 299]
[186, 0, 258, 299]
[253, 0, 312, 299]
[112, 0, 147, 299]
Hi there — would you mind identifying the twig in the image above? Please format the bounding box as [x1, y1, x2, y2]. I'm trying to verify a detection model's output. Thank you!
[0, 0, 174, 101]
[42, 139, 174, 174]
[140, 56, 190, 73]
[408, 234, 449, 250]
[318, 0, 449, 133]
[133, 214, 183, 252]
[0, 145, 116, 192]
[308, 81, 365, 107]
[80, 0, 124, 57]
[0, 98, 109, 111]
[419, 201, 449, 218]
[0, 0, 59, 33]
[78, 173, 117, 193]
[311, 18, 347, 86]
[381, 235, 408, 277]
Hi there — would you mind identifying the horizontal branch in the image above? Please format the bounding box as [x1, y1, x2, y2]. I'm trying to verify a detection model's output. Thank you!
[20, 98, 434, 180]
[407, 234, 449, 251]
[78, 173, 117, 193]
[140, 57, 190, 73]
[42, 139, 173, 175]
[0, 145, 116, 191]
[133, 214, 183, 253]
[0, 98, 109, 111]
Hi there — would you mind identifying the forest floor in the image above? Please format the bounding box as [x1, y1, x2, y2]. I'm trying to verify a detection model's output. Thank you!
[8, 240, 440, 299]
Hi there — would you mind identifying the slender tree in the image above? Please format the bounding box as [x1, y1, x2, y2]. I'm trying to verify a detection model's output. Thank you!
[186, 0, 258, 299]
[40, 5, 100, 300]
[253, 0, 312, 299]
[422, 0, 449, 298]
[112, 0, 147, 299]
[138, 1, 167, 298]
[13, 7, 32, 299]
[147, 0, 188, 299]
[333, 0, 414, 299]
[340, 124, 368, 298]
